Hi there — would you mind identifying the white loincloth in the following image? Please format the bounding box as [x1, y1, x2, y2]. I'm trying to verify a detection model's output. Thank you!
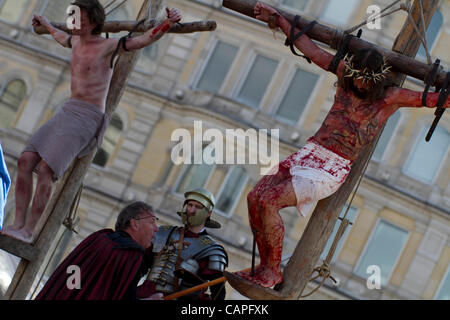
[281, 140, 352, 217]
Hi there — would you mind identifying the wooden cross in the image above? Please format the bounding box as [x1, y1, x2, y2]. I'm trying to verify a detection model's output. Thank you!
[222, 0, 447, 88]
[222, 0, 442, 300]
[0, 0, 216, 300]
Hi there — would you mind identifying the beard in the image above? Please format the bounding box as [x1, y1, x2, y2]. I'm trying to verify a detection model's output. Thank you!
[349, 81, 369, 99]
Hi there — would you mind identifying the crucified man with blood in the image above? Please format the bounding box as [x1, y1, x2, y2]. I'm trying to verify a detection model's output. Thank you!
[235, 2, 450, 288]
[1, 0, 181, 243]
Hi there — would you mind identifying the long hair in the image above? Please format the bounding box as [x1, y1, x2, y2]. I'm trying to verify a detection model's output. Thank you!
[338, 48, 393, 103]
[71, 0, 105, 35]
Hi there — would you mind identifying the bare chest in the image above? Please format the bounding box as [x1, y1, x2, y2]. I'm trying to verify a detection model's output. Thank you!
[330, 91, 391, 132]
[71, 43, 109, 75]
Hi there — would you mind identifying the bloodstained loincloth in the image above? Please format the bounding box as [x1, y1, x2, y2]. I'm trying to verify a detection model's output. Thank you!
[280, 139, 353, 217]
[23, 98, 108, 180]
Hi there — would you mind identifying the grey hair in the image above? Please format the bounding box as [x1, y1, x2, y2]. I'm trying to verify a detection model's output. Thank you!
[115, 201, 154, 231]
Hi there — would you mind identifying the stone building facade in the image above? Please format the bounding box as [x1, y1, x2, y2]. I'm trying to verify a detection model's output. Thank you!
[0, 0, 449, 300]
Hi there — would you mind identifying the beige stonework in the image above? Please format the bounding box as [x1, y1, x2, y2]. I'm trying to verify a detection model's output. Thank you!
[0, 0, 448, 300]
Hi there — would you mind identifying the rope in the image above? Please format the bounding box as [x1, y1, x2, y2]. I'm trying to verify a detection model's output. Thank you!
[300, 218, 349, 298]
[300, 116, 385, 298]
[346, 0, 433, 65]
[404, 0, 432, 64]
[105, 0, 128, 17]
[417, 0, 431, 64]
[30, 184, 83, 298]
[63, 183, 83, 234]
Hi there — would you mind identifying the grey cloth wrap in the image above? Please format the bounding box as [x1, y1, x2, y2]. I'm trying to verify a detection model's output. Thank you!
[23, 98, 109, 180]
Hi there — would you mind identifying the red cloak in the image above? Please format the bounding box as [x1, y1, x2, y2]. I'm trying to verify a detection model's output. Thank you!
[35, 229, 146, 300]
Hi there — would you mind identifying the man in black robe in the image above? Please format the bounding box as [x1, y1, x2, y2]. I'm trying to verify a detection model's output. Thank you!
[35, 201, 161, 300]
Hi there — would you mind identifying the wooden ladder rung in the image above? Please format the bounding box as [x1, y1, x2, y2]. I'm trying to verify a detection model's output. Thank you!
[0, 234, 39, 261]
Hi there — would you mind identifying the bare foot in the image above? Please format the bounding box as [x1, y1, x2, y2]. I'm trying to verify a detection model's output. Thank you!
[236, 265, 282, 288]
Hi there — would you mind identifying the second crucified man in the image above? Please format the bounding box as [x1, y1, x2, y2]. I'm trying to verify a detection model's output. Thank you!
[234, 2, 450, 289]
[1, 0, 181, 242]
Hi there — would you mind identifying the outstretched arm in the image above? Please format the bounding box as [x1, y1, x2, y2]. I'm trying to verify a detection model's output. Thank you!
[254, 2, 334, 72]
[32, 15, 72, 48]
[121, 8, 181, 52]
[385, 87, 450, 108]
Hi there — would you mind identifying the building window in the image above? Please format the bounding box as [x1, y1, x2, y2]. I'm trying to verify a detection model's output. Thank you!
[354, 220, 409, 286]
[195, 41, 238, 94]
[175, 146, 215, 194]
[320, 0, 358, 26]
[142, 43, 158, 61]
[402, 126, 449, 184]
[236, 54, 278, 109]
[216, 167, 248, 216]
[0, 79, 27, 128]
[320, 205, 358, 264]
[93, 113, 123, 167]
[136, 42, 160, 74]
[418, 10, 443, 58]
[175, 163, 214, 195]
[0, 0, 27, 23]
[42, 0, 72, 21]
[435, 267, 450, 300]
[276, 68, 318, 123]
[372, 111, 401, 162]
[280, 0, 309, 12]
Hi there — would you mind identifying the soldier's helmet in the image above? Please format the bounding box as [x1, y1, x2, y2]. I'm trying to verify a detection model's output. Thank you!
[178, 188, 221, 228]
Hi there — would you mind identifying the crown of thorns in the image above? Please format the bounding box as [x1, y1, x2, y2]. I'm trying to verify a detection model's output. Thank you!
[343, 53, 392, 83]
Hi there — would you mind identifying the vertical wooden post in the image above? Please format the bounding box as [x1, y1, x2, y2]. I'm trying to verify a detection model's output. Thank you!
[4, 0, 151, 300]
[279, 0, 439, 300]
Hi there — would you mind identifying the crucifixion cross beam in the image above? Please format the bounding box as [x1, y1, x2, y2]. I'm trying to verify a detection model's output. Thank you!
[33, 19, 217, 35]
[223, 0, 447, 89]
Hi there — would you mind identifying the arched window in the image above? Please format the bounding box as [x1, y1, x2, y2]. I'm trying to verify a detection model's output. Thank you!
[0, 0, 27, 23]
[402, 126, 449, 184]
[372, 111, 401, 162]
[216, 167, 248, 216]
[93, 113, 123, 167]
[418, 10, 443, 58]
[0, 79, 27, 128]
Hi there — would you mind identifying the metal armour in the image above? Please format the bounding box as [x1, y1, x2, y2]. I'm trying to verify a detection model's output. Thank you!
[148, 226, 228, 294]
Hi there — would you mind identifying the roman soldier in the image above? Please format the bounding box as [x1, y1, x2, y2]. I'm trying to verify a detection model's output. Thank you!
[137, 188, 228, 300]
